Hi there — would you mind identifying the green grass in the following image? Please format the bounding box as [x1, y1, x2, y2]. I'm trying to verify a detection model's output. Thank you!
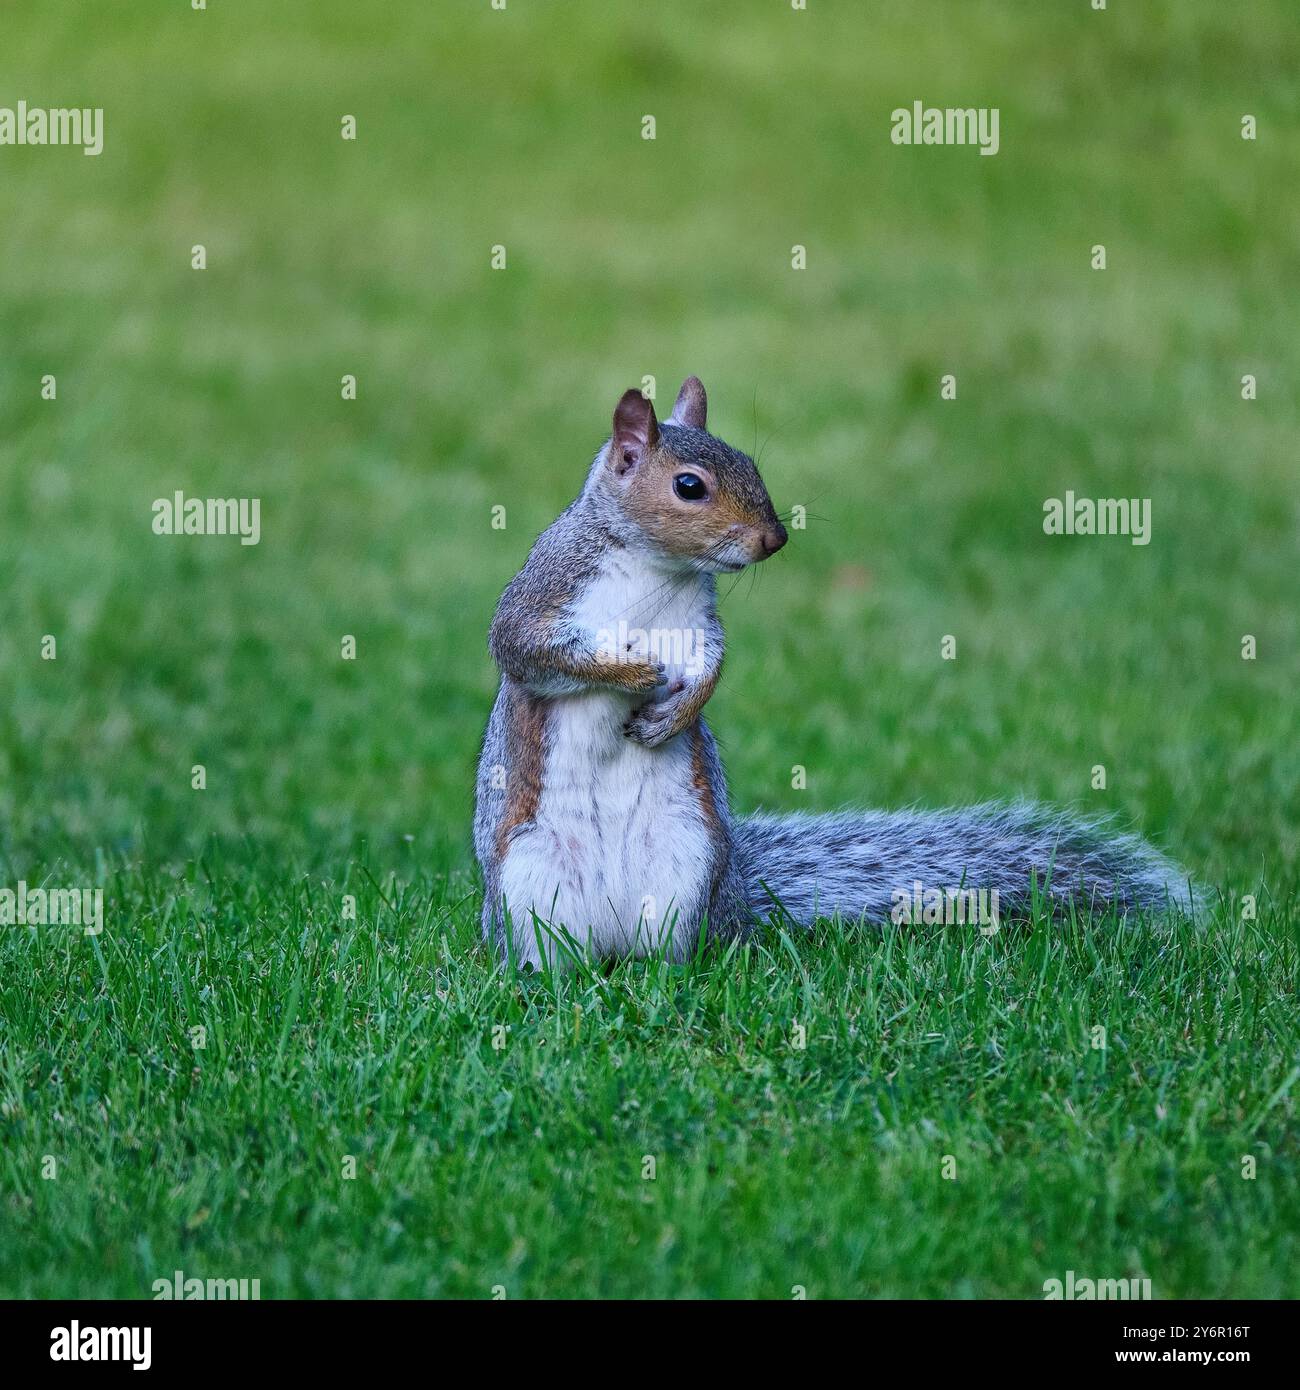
[0, 0, 1296, 1297]
[1, 880, 1296, 1298]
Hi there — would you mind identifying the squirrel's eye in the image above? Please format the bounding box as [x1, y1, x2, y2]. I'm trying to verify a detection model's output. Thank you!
[673, 473, 708, 502]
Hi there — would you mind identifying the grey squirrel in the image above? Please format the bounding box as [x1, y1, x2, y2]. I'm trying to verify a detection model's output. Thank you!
[474, 377, 1194, 966]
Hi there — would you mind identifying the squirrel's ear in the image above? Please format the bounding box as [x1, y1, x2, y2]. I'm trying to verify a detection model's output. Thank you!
[611, 389, 659, 475]
[667, 376, 707, 430]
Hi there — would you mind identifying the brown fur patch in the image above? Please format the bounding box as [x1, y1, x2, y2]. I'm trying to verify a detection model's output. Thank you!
[691, 726, 725, 847]
[496, 683, 549, 859]
[658, 666, 720, 741]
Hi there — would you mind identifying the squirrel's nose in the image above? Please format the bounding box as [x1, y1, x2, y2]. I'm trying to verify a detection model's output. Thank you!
[759, 522, 788, 557]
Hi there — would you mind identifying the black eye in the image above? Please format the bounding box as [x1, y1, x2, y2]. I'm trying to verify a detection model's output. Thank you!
[673, 473, 707, 501]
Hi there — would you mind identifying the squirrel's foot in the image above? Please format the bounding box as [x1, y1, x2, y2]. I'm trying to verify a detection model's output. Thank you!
[624, 681, 688, 748]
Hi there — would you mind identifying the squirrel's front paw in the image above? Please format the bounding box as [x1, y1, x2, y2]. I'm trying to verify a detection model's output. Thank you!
[624, 682, 687, 748]
[625, 658, 667, 695]
[612, 636, 666, 694]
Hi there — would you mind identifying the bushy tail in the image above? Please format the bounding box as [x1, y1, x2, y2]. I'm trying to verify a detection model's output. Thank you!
[733, 801, 1196, 926]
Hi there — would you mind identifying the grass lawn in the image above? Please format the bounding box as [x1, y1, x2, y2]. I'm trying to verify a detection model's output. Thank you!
[0, 0, 1296, 1297]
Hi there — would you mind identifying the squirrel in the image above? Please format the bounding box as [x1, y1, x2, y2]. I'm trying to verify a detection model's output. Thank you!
[474, 377, 1194, 967]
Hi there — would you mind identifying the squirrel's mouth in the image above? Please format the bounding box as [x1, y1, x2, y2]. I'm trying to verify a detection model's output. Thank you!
[693, 540, 753, 574]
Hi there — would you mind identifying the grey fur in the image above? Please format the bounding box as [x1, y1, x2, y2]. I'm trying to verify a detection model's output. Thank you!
[732, 801, 1197, 927]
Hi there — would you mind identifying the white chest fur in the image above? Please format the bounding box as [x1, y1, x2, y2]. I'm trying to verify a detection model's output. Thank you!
[499, 551, 717, 965]
[574, 548, 714, 686]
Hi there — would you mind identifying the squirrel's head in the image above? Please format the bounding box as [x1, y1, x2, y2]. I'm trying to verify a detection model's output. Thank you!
[602, 378, 787, 573]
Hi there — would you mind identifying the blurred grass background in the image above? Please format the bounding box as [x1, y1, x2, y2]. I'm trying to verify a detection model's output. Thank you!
[0, 0, 1296, 1298]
